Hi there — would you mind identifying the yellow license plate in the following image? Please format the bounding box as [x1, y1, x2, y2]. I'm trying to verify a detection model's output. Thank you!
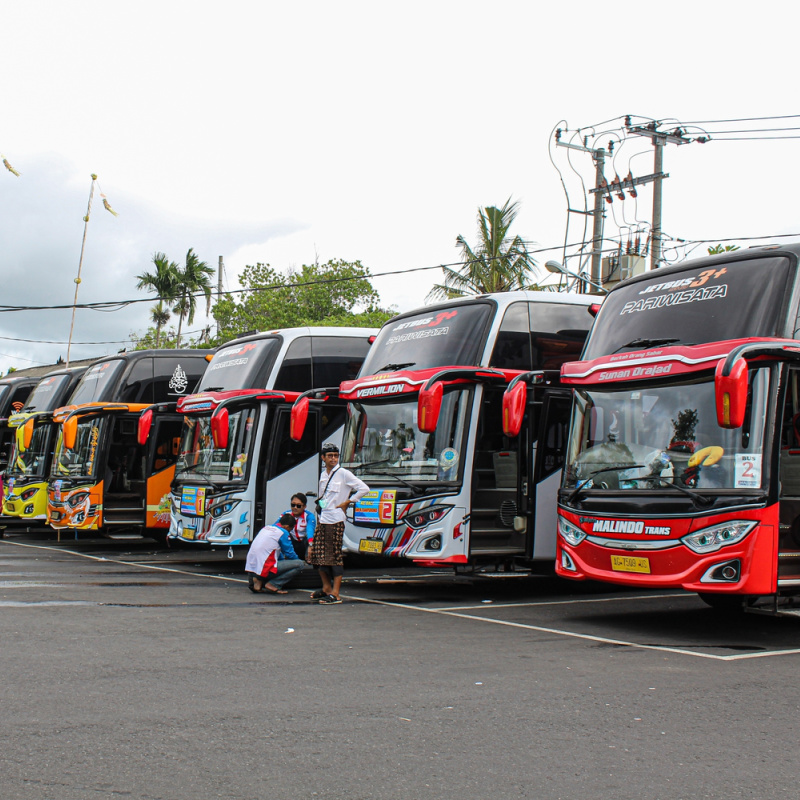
[181, 528, 196, 541]
[359, 538, 384, 554]
[611, 555, 650, 574]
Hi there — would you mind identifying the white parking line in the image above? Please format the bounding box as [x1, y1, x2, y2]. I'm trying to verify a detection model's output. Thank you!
[434, 593, 690, 611]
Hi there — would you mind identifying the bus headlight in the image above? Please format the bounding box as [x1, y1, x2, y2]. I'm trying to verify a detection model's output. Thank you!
[401, 505, 453, 530]
[558, 516, 587, 546]
[20, 487, 39, 501]
[67, 492, 90, 508]
[681, 520, 757, 554]
[211, 499, 240, 518]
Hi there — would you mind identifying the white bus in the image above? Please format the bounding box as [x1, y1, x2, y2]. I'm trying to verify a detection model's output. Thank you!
[291, 292, 599, 568]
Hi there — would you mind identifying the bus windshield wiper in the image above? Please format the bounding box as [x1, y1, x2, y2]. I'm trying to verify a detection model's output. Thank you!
[350, 459, 394, 472]
[567, 465, 645, 504]
[174, 465, 221, 491]
[629, 475, 714, 509]
[368, 470, 424, 495]
[376, 362, 416, 372]
[614, 338, 680, 353]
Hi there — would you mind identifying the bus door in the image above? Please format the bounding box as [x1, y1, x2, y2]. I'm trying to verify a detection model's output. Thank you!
[256, 406, 321, 535]
[778, 366, 800, 586]
[103, 414, 147, 529]
[529, 391, 572, 560]
[469, 386, 526, 558]
[145, 413, 183, 530]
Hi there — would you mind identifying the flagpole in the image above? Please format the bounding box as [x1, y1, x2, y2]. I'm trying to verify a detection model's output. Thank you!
[66, 174, 97, 368]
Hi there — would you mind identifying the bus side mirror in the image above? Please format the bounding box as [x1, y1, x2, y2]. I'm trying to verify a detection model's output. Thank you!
[290, 397, 310, 442]
[503, 382, 527, 437]
[418, 382, 443, 434]
[63, 416, 78, 451]
[137, 409, 153, 446]
[210, 407, 229, 450]
[715, 358, 748, 428]
[19, 419, 33, 452]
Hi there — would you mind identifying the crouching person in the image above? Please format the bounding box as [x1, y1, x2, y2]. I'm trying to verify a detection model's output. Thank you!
[245, 513, 308, 594]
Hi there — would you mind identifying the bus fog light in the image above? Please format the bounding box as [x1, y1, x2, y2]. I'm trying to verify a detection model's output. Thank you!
[558, 517, 587, 546]
[561, 550, 577, 571]
[218, 524, 232, 538]
[423, 535, 442, 551]
[700, 559, 741, 584]
[681, 521, 756, 554]
[24, 504, 34, 514]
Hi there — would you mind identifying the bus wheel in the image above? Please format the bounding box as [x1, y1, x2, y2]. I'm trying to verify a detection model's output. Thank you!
[697, 593, 747, 613]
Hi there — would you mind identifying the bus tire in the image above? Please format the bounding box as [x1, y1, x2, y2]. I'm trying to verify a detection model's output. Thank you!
[697, 592, 747, 613]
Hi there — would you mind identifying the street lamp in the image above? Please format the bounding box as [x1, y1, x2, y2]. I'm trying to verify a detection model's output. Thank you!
[544, 260, 606, 294]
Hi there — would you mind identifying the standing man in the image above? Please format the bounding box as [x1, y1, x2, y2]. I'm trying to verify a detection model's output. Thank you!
[308, 442, 369, 604]
[245, 513, 308, 594]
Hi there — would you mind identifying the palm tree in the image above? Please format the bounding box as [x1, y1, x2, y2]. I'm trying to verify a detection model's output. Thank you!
[173, 248, 214, 348]
[136, 252, 180, 348]
[428, 197, 541, 301]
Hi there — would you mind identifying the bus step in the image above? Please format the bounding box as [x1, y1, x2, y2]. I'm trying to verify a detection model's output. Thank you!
[104, 518, 144, 525]
[778, 551, 800, 558]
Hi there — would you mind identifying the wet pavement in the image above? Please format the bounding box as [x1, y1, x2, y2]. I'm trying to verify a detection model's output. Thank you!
[2, 528, 800, 799]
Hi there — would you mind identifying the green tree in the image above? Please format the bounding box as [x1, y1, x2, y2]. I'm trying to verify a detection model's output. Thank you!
[428, 197, 541, 301]
[707, 243, 740, 255]
[135, 252, 180, 348]
[173, 248, 214, 348]
[212, 258, 393, 343]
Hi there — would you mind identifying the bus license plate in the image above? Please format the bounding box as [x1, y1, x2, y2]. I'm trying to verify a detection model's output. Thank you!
[359, 537, 384, 555]
[611, 555, 650, 574]
[181, 527, 196, 541]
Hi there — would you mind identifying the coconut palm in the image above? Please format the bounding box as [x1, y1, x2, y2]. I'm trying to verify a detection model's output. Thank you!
[428, 197, 541, 301]
[136, 252, 180, 348]
[173, 248, 214, 348]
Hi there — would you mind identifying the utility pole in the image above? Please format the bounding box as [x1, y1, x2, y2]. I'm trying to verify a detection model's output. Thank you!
[625, 118, 693, 269]
[217, 256, 224, 337]
[555, 131, 608, 289]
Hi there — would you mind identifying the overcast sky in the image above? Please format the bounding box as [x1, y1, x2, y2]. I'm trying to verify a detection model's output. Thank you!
[1, 1, 798, 374]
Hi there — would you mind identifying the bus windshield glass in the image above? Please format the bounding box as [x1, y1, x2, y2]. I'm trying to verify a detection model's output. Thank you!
[69, 361, 125, 405]
[583, 256, 792, 360]
[24, 375, 71, 412]
[342, 389, 471, 483]
[564, 369, 770, 493]
[360, 304, 493, 375]
[8, 425, 51, 477]
[198, 339, 281, 391]
[52, 418, 105, 479]
[175, 407, 259, 482]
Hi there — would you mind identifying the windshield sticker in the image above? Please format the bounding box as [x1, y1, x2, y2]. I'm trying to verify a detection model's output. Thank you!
[168, 364, 189, 394]
[439, 447, 458, 480]
[386, 310, 458, 345]
[735, 454, 761, 488]
[354, 490, 397, 525]
[84, 363, 113, 380]
[621, 284, 728, 315]
[88, 426, 99, 473]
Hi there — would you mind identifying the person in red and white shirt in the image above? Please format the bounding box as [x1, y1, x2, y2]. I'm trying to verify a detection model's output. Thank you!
[245, 514, 306, 594]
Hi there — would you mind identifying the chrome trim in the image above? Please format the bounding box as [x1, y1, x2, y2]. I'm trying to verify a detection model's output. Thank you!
[586, 535, 682, 551]
[777, 579, 800, 587]
[699, 559, 740, 584]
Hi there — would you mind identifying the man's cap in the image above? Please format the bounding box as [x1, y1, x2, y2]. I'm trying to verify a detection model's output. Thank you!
[321, 442, 340, 454]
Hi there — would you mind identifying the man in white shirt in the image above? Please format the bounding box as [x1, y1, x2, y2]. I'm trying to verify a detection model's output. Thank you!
[307, 442, 369, 604]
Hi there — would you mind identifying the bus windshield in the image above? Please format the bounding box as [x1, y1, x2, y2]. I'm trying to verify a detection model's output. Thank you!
[8, 425, 51, 478]
[69, 361, 125, 405]
[564, 369, 771, 493]
[23, 375, 71, 412]
[342, 389, 472, 483]
[583, 256, 792, 360]
[52, 418, 105, 479]
[175, 407, 259, 482]
[360, 303, 493, 375]
[198, 339, 281, 391]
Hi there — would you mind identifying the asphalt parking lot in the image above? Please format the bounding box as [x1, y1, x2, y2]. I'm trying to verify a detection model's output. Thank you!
[2, 529, 800, 800]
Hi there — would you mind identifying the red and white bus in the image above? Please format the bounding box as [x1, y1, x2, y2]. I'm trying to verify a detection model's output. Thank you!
[292, 292, 597, 568]
[528, 244, 800, 611]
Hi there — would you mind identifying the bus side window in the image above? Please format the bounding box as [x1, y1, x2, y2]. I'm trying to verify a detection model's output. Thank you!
[274, 337, 312, 392]
[490, 302, 532, 371]
[311, 336, 371, 387]
[272, 408, 318, 477]
[118, 358, 155, 403]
